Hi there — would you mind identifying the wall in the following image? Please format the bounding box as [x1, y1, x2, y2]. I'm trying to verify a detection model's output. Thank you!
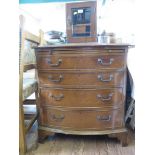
[19, 2, 66, 33]
[19, 0, 135, 44]
[97, 0, 135, 43]
[19, 7, 41, 35]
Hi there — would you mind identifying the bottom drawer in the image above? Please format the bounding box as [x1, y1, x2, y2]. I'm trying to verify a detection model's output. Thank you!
[40, 107, 124, 130]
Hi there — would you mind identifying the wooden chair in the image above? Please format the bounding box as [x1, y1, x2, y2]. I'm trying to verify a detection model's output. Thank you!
[19, 15, 46, 155]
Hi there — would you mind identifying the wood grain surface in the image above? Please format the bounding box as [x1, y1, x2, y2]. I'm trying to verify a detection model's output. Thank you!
[40, 107, 124, 130]
[39, 88, 124, 108]
[36, 52, 126, 70]
[26, 129, 134, 155]
[38, 70, 125, 87]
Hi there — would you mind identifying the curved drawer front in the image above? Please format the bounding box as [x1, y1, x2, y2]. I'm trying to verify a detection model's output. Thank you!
[40, 88, 124, 108]
[41, 108, 124, 130]
[38, 71, 125, 87]
[36, 53, 126, 70]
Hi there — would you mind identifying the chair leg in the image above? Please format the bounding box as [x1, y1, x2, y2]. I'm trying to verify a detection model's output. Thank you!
[19, 104, 26, 155]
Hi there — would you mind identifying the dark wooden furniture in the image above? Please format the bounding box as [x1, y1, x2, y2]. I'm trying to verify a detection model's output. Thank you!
[66, 1, 97, 43]
[35, 43, 131, 146]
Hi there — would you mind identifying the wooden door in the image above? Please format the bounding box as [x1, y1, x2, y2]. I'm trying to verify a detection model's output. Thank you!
[66, 1, 97, 43]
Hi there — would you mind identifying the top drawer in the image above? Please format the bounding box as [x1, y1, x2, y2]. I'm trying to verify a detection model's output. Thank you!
[36, 53, 127, 70]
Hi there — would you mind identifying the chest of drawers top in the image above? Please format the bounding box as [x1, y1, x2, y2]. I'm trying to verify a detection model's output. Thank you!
[35, 43, 130, 53]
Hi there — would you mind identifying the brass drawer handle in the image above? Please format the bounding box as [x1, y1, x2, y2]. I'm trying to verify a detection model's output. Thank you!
[97, 58, 114, 66]
[49, 94, 64, 101]
[51, 114, 65, 121]
[48, 75, 63, 83]
[47, 58, 62, 67]
[98, 74, 113, 82]
[97, 115, 111, 121]
[97, 93, 113, 101]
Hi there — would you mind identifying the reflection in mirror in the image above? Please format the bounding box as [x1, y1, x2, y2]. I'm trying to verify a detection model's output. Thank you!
[72, 7, 91, 25]
[72, 7, 91, 37]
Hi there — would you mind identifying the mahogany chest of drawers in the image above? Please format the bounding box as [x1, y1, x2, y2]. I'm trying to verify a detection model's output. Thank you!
[35, 43, 130, 146]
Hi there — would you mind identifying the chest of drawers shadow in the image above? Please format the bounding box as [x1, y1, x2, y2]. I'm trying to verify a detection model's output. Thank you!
[35, 43, 131, 146]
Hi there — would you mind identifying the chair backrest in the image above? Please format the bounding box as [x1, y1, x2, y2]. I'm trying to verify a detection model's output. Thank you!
[19, 15, 44, 71]
[19, 14, 46, 102]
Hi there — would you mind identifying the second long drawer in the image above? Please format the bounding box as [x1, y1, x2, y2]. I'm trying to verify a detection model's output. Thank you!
[39, 88, 125, 108]
[38, 70, 125, 87]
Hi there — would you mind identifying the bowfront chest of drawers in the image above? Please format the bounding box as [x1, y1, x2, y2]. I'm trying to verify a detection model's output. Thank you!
[35, 43, 130, 146]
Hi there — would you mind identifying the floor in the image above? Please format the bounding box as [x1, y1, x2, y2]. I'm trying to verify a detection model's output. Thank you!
[26, 129, 134, 155]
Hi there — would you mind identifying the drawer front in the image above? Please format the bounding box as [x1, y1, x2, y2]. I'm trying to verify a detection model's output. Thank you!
[38, 71, 125, 87]
[40, 108, 124, 130]
[40, 88, 124, 108]
[36, 53, 126, 70]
